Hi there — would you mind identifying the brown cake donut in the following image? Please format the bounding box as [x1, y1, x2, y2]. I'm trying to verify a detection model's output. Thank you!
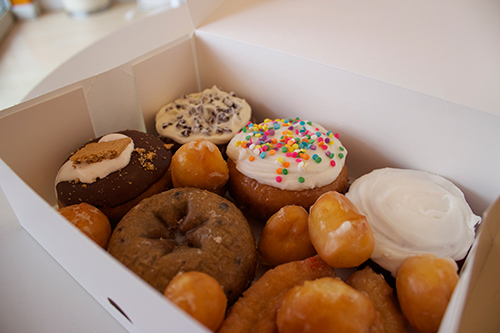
[107, 187, 257, 304]
[226, 118, 349, 221]
[55, 130, 173, 227]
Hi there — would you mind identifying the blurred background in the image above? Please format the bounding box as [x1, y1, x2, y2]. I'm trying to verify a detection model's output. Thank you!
[0, 0, 181, 110]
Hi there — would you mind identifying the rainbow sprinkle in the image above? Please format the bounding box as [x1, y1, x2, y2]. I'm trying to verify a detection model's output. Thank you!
[234, 117, 346, 184]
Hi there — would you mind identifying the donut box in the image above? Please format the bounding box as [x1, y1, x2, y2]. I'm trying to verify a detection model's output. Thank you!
[1, 0, 499, 332]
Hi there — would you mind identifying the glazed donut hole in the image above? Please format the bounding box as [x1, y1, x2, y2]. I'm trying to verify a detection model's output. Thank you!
[276, 277, 378, 333]
[170, 138, 229, 194]
[164, 271, 227, 332]
[396, 254, 459, 333]
[218, 256, 336, 333]
[308, 191, 375, 268]
[258, 205, 316, 266]
[58, 203, 111, 249]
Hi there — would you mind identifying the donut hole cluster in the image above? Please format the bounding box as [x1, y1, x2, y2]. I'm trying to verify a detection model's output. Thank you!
[53, 112, 474, 333]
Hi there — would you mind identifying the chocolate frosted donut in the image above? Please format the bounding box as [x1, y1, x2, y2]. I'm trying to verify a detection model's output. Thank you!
[55, 130, 173, 227]
[107, 188, 257, 304]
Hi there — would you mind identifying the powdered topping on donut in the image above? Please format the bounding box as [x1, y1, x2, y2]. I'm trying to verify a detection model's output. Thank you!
[345, 168, 481, 277]
[55, 133, 135, 184]
[226, 118, 347, 191]
[155, 86, 252, 145]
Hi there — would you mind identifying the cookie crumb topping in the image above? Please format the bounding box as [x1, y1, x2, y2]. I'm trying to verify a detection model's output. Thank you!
[135, 148, 157, 171]
[70, 138, 132, 164]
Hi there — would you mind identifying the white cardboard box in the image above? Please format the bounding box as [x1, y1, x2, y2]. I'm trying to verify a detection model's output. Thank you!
[1, 0, 499, 332]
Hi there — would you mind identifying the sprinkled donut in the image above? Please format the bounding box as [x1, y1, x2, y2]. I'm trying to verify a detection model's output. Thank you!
[226, 118, 349, 221]
[155, 86, 252, 150]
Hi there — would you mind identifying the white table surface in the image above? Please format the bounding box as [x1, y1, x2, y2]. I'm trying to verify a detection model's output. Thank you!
[0, 186, 127, 333]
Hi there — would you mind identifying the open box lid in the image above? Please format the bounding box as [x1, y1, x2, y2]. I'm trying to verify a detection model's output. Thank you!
[189, 0, 500, 116]
[24, 1, 196, 101]
[25, 0, 500, 118]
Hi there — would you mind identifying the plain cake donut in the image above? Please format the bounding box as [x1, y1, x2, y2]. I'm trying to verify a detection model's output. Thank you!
[107, 187, 257, 304]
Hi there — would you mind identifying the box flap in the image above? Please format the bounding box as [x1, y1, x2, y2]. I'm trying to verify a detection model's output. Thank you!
[457, 227, 500, 332]
[25, 2, 195, 101]
[195, 0, 500, 116]
[0, 87, 95, 205]
[442, 195, 500, 332]
[0, 158, 209, 333]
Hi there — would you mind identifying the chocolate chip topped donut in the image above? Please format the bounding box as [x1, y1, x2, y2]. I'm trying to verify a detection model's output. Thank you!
[155, 86, 252, 147]
[107, 187, 257, 304]
[55, 130, 173, 227]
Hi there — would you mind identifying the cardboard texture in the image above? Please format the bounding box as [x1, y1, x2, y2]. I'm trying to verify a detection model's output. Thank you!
[1, 0, 499, 331]
[455, 197, 500, 332]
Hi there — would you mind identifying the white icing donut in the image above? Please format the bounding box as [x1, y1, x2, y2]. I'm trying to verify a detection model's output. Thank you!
[226, 118, 347, 191]
[345, 168, 481, 276]
[155, 86, 251, 145]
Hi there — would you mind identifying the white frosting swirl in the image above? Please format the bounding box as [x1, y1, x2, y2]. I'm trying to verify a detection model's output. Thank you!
[55, 133, 134, 184]
[345, 168, 480, 276]
[155, 86, 251, 145]
[226, 118, 347, 191]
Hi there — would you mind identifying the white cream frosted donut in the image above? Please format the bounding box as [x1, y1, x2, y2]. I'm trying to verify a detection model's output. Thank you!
[345, 168, 480, 277]
[226, 118, 347, 191]
[155, 86, 251, 145]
